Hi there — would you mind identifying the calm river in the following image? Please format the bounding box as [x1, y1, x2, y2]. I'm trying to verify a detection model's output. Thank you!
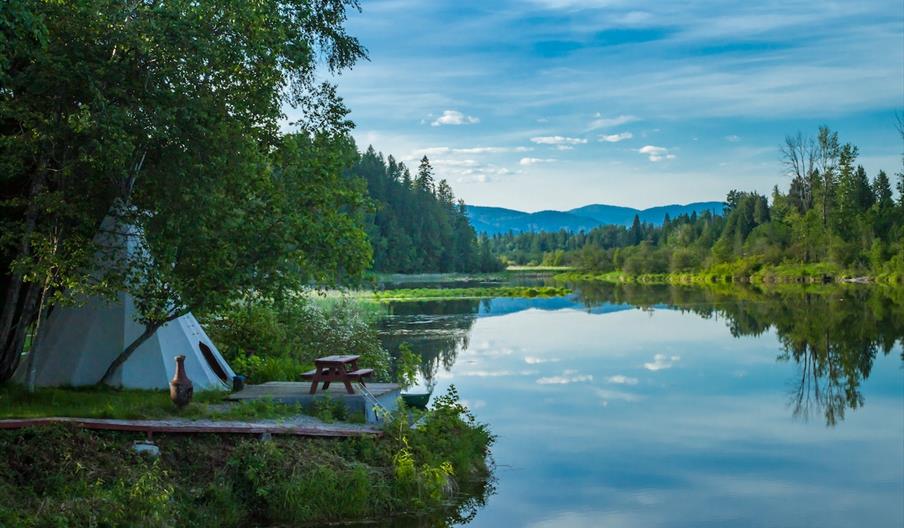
[379, 281, 904, 527]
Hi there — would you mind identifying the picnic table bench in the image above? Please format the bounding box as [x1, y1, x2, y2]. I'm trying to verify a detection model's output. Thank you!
[301, 355, 373, 394]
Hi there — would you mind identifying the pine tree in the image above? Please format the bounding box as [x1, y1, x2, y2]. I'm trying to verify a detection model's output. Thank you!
[350, 148, 494, 273]
[873, 170, 893, 209]
[630, 214, 642, 245]
[853, 165, 874, 210]
[415, 156, 435, 195]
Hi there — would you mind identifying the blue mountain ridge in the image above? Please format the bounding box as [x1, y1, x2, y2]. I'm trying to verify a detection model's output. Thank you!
[466, 201, 725, 235]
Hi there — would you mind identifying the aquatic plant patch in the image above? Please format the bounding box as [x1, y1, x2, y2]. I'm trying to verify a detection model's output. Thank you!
[371, 286, 571, 301]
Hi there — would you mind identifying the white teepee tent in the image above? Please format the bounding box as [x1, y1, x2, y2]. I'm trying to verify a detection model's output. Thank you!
[16, 210, 235, 390]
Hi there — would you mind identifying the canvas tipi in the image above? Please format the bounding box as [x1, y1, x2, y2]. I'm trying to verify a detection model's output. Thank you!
[16, 210, 236, 390]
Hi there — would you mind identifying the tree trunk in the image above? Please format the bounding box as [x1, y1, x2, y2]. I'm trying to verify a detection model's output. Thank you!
[0, 282, 40, 382]
[0, 163, 48, 382]
[98, 323, 160, 386]
[24, 278, 52, 392]
[98, 311, 181, 385]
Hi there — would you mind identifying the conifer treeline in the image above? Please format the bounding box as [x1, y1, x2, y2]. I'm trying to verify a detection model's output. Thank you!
[488, 127, 904, 278]
[351, 147, 502, 273]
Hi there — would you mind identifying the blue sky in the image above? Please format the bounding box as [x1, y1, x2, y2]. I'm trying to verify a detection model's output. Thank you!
[313, 0, 902, 211]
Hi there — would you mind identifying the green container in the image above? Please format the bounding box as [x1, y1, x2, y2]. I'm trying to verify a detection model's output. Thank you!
[401, 392, 431, 409]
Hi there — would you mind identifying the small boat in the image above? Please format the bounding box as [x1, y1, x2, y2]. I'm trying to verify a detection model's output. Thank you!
[401, 390, 432, 409]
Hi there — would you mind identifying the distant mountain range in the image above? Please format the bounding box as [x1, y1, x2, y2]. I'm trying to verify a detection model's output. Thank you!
[466, 202, 725, 235]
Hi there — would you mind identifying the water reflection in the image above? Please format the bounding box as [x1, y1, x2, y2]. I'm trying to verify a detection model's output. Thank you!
[387, 478, 496, 528]
[382, 284, 902, 426]
[378, 283, 903, 527]
[380, 299, 481, 380]
[570, 282, 903, 426]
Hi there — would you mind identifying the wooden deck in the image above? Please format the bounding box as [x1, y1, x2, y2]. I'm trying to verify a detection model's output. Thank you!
[0, 417, 382, 438]
[228, 381, 401, 402]
[228, 382, 402, 424]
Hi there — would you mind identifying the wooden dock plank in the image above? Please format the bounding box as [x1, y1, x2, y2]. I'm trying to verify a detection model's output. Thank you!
[228, 381, 401, 401]
[0, 417, 382, 437]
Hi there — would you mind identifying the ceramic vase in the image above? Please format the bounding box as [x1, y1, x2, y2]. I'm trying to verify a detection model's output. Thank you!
[169, 355, 194, 408]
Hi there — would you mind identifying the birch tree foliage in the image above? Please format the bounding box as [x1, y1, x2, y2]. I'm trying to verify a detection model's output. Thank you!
[0, 0, 368, 382]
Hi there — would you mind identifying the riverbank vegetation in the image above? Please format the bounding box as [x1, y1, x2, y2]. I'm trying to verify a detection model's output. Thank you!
[490, 127, 904, 283]
[0, 387, 494, 527]
[353, 149, 504, 274]
[371, 286, 570, 301]
[203, 295, 390, 385]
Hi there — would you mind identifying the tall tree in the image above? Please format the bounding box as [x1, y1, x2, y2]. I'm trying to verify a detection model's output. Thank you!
[1, 0, 368, 383]
[782, 132, 817, 212]
[351, 149, 497, 273]
[873, 170, 894, 209]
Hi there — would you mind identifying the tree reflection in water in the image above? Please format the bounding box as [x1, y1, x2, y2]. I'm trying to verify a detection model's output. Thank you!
[378, 299, 481, 384]
[378, 282, 902, 426]
[572, 281, 904, 426]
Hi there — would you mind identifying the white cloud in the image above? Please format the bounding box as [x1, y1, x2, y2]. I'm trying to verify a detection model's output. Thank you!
[431, 110, 479, 126]
[520, 157, 557, 165]
[460, 343, 515, 357]
[638, 145, 676, 162]
[461, 399, 486, 410]
[725, 135, 741, 142]
[588, 114, 638, 130]
[599, 132, 634, 143]
[430, 158, 479, 167]
[614, 10, 654, 25]
[530, 135, 588, 145]
[537, 369, 593, 385]
[453, 146, 532, 154]
[643, 354, 680, 371]
[414, 146, 531, 157]
[524, 356, 560, 364]
[413, 146, 451, 155]
[607, 375, 639, 385]
[593, 388, 641, 402]
[556, 145, 574, 151]
[455, 173, 490, 184]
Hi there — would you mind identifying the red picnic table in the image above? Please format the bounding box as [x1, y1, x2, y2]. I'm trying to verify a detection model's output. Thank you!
[301, 355, 373, 394]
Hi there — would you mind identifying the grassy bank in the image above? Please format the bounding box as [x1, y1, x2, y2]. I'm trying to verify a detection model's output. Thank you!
[0, 387, 494, 527]
[0, 385, 362, 423]
[505, 265, 574, 272]
[557, 262, 903, 286]
[371, 286, 571, 301]
[369, 271, 509, 283]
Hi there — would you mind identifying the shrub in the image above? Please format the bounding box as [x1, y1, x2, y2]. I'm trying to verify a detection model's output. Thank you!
[228, 354, 305, 384]
[206, 294, 390, 382]
[393, 343, 420, 389]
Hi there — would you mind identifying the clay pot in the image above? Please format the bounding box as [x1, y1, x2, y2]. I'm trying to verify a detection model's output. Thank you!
[169, 355, 194, 408]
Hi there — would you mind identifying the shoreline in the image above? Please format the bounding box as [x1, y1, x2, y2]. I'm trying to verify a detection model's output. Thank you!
[555, 267, 903, 286]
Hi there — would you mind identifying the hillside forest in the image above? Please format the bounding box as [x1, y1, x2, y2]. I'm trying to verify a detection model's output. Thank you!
[352, 148, 502, 274]
[488, 127, 904, 281]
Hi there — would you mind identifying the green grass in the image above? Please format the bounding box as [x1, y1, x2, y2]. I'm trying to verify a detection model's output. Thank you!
[506, 265, 575, 272]
[370, 285, 571, 301]
[306, 291, 386, 321]
[0, 386, 494, 527]
[555, 270, 625, 282]
[556, 262, 904, 286]
[369, 271, 510, 282]
[0, 385, 306, 422]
